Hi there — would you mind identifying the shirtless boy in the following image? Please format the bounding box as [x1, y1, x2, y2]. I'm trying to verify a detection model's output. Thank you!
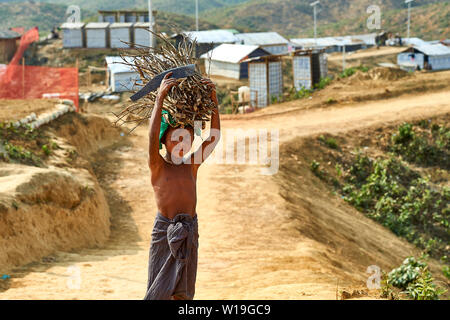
[144, 72, 220, 300]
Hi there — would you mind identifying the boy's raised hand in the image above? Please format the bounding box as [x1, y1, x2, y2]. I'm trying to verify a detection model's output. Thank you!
[157, 72, 177, 100]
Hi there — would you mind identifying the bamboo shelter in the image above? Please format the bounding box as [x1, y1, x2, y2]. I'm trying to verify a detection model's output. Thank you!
[248, 55, 283, 108]
[114, 32, 216, 132]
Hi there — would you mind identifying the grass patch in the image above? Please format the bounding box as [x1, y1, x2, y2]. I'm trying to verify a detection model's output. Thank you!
[0, 121, 58, 167]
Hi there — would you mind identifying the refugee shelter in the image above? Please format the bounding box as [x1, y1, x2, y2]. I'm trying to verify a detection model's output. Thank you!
[0, 30, 20, 63]
[201, 44, 270, 80]
[61, 23, 85, 48]
[110, 23, 132, 48]
[105, 56, 141, 92]
[235, 32, 289, 55]
[172, 30, 238, 58]
[398, 43, 450, 71]
[248, 55, 283, 108]
[133, 22, 152, 47]
[98, 10, 156, 23]
[291, 35, 370, 53]
[292, 49, 328, 91]
[85, 23, 110, 48]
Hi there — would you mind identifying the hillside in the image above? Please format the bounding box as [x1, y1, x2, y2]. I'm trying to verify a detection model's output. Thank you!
[0, 1, 82, 34]
[203, 0, 447, 39]
[0, 1, 217, 34]
[1, 0, 447, 39]
[309, 2, 450, 40]
[3, 0, 249, 14]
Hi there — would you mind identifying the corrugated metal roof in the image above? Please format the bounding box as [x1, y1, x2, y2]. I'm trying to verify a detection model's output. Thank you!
[85, 22, 110, 29]
[350, 33, 376, 45]
[183, 30, 237, 44]
[291, 35, 366, 48]
[403, 37, 428, 46]
[0, 29, 21, 39]
[106, 56, 137, 74]
[200, 44, 268, 63]
[134, 22, 150, 28]
[235, 32, 288, 46]
[61, 22, 85, 29]
[110, 23, 133, 28]
[410, 43, 450, 56]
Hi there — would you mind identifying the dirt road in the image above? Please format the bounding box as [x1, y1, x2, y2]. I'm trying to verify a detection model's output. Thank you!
[1, 90, 449, 300]
[328, 46, 405, 62]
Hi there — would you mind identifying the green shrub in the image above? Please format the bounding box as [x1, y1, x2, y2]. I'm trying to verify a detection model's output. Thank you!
[387, 256, 445, 300]
[326, 98, 337, 104]
[42, 144, 51, 156]
[342, 154, 448, 259]
[390, 122, 449, 168]
[388, 257, 427, 289]
[315, 76, 332, 90]
[319, 135, 338, 149]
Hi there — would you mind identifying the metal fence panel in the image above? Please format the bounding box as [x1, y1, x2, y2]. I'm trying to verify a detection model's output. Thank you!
[249, 62, 267, 107]
[293, 55, 312, 90]
[319, 53, 328, 79]
[269, 61, 282, 100]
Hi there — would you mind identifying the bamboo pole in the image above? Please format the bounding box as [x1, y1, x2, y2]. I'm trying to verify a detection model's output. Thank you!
[22, 58, 25, 98]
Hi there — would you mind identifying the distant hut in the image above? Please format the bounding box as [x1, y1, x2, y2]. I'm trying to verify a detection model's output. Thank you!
[201, 44, 270, 80]
[98, 9, 156, 23]
[248, 55, 283, 108]
[291, 34, 370, 53]
[398, 43, 450, 71]
[110, 23, 132, 48]
[0, 30, 20, 63]
[292, 49, 327, 91]
[61, 22, 85, 48]
[105, 56, 141, 92]
[85, 22, 110, 48]
[172, 30, 238, 58]
[133, 22, 152, 47]
[235, 32, 289, 55]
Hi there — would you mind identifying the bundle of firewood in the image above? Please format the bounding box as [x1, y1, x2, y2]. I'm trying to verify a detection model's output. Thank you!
[113, 32, 215, 132]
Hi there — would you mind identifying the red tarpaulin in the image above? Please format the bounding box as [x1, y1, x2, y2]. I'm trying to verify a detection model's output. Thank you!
[0, 27, 79, 109]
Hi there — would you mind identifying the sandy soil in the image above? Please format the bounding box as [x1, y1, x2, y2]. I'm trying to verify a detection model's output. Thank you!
[0, 99, 59, 122]
[0, 85, 448, 299]
[328, 47, 406, 62]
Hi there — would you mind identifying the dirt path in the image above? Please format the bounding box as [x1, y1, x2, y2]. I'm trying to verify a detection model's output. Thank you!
[328, 46, 405, 62]
[1, 90, 449, 300]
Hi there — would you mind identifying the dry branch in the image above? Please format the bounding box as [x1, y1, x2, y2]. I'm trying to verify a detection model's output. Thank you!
[114, 31, 214, 132]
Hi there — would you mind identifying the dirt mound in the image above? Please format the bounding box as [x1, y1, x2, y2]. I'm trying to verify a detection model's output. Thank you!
[0, 112, 124, 273]
[275, 129, 447, 291]
[348, 67, 410, 84]
[50, 113, 123, 157]
[0, 164, 110, 272]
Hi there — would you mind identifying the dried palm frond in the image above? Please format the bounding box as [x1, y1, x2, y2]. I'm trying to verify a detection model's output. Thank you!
[113, 31, 214, 132]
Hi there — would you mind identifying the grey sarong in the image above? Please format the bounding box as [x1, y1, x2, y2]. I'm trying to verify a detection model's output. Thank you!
[144, 212, 199, 300]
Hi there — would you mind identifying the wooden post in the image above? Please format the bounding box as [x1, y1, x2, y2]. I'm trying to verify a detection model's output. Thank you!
[75, 58, 79, 112]
[22, 58, 25, 98]
[265, 58, 270, 106]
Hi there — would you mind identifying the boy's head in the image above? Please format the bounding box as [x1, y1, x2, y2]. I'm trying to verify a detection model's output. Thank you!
[160, 111, 199, 160]
[162, 125, 195, 159]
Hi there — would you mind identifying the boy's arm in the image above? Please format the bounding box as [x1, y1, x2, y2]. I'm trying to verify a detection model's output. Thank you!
[148, 72, 176, 171]
[192, 79, 221, 167]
